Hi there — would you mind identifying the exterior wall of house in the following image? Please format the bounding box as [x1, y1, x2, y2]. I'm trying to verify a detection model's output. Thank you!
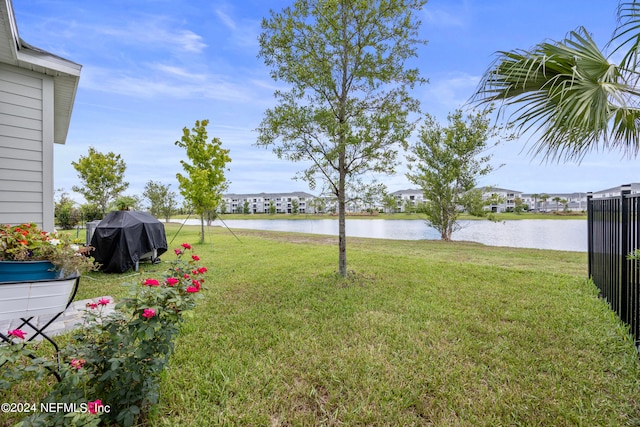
[0, 62, 55, 229]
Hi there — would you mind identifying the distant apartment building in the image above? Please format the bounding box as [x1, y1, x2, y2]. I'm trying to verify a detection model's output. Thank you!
[482, 187, 523, 213]
[390, 189, 425, 213]
[591, 183, 640, 198]
[521, 192, 589, 212]
[390, 187, 523, 213]
[221, 192, 316, 214]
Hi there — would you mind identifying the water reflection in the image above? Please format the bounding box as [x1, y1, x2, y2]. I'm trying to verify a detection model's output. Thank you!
[174, 218, 586, 252]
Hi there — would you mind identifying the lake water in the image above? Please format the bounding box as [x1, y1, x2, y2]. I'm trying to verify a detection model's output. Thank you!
[174, 218, 587, 252]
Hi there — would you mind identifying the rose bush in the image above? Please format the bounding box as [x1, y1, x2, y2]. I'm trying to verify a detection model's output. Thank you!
[0, 243, 206, 427]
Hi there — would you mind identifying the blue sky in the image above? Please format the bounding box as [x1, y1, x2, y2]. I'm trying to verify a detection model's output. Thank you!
[14, 0, 640, 203]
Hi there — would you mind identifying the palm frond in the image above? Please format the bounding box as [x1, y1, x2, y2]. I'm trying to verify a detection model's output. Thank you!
[473, 27, 640, 161]
[612, 1, 640, 72]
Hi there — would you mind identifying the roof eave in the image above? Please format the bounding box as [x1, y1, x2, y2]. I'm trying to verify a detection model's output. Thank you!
[15, 41, 82, 145]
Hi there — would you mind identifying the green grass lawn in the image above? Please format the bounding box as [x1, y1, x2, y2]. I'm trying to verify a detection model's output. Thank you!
[4, 223, 639, 426]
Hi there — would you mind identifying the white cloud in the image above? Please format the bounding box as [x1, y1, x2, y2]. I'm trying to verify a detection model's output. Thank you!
[421, 72, 480, 116]
[91, 18, 207, 54]
[215, 9, 237, 30]
[78, 65, 270, 104]
[423, 2, 469, 28]
[173, 30, 208, 53]
[212, 4, 261, 49]
[151, 64, 208, 82]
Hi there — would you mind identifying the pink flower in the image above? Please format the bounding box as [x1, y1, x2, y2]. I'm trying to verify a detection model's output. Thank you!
[183, 274, 190, 279]
[174, 248, 182, 256]
[191, 255, 200, 261]
[97, 298, 110, 306]
[192, 279, 201, 290]
[143, 278, 160, 287]
[142, 308, 156, 319]
[186, 286, 199, 293]
[87, 399, 102, 415]
[70, 358, 86, 370]
[87, 302, 98, 309]
[181, 243, 192, 250]
[7, 329, 26, 339]
[166, 277, 180, 286]
[198, 267, 208, 274]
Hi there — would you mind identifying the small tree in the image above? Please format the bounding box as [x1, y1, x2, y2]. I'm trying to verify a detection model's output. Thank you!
[407, 110, 504, 240]
[113, 195, 141, 211]
[54, 189, 81, 229]
[308, 197, 325, 214]
[71, 147, 129, 214]
[382, 193, 398, 214]
[403, 199, 417, 214]
[291, 199, 299, 215]
[243, 200, 250, 215]
[175, 120, 231, 243]
[486, 192, 505, 212]
[257, 0, 426, 277]
[143, 180, 177, 222]
[269, 200, 276, 215]
[80, 203, 102, 222]
[514, 197, 527, 214]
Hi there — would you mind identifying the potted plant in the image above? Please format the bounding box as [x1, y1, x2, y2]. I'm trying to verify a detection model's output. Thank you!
[0, 223, 97, 320]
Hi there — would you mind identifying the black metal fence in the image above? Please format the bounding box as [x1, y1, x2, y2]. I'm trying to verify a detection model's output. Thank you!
[587, 185, 640, 347]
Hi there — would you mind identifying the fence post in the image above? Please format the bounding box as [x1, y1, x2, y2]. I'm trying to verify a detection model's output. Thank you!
[621, 185, 631, 322]
[587, 192, 593, 279]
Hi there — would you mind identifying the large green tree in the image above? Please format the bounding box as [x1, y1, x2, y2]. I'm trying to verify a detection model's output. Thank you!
[143, 180, 177, 222]
[406, 110, 501, 241]
[71, 147, 128, 214]
[175, 120, 231, 243]
[473, 1, 640, 160]
[257, 0, 426, 276]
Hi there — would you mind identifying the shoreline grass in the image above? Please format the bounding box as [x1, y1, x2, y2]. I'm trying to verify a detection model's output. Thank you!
[3, 224, 638, 426]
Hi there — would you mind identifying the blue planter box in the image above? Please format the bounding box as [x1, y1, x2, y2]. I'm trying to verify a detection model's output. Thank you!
[0, 260, 58, 283]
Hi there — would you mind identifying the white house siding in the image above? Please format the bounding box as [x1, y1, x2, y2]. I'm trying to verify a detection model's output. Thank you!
[0, 63, 54, 229]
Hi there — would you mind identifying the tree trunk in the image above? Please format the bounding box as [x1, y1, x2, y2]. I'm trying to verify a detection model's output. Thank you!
[200, 213, 205, 244]
[338, 152, 347, 277]
[442, 221, 452, 241]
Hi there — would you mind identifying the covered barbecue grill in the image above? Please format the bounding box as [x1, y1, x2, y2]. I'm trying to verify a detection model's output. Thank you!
[90, 211, 168, 273]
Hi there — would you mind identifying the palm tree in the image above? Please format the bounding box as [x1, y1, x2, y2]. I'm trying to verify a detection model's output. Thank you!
[531, 193, 540, 212]
[553, 196, 562, 212]
[473, 1, 640, 161]
[540, 194, 549, 212]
